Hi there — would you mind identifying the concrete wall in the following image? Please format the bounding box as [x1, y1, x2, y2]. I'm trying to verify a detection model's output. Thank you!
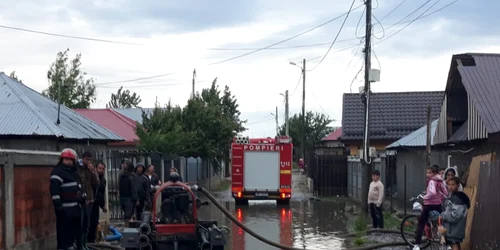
[396, 149, 449, 201]
[347, 156, 386, 203]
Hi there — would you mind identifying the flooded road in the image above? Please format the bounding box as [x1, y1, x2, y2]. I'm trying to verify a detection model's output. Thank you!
[198, 200, 351, 250]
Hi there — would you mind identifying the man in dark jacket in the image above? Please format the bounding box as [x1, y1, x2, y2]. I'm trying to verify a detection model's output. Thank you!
[88, 161, 107, 243]
[134, 163, 151, 221]
[120, 160, 138, 227]
[77, 151, 99, 250]
[50, 148, 84, 250]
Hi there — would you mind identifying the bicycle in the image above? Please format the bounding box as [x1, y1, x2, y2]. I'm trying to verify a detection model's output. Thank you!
[400, 193, 447, 250]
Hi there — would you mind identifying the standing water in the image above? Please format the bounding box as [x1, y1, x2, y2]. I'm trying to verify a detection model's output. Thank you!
[198, 199, 350, 250]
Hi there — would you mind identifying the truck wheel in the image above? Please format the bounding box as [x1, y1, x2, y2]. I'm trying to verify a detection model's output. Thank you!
[235, 199, 249, 206]
[276, 199, 290, 206]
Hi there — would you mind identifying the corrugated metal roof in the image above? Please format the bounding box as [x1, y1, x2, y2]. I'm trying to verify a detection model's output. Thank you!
[386, 119, 438, 149]
[456, 53, 500, 134]
[113, 108, 156, 124]
[0, 72, 124, 141]
[342, 91, 444, 140]
[448, 120, 468, 142]
[74, 109, 138, 142]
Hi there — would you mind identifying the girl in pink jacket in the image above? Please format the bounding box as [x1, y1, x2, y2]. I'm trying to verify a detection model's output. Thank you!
[413, 165, 449, 250]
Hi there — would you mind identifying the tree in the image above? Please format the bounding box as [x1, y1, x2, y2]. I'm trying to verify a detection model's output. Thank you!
[279, 111, 334, 158]
[135, 78, 246, 175]
[9, 71, 23, 83]
[42, 48, 96, 108]
[107, 86, 142, 108]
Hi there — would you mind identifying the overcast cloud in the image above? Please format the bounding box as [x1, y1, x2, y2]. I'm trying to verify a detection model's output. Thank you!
[1, 0, 499, 137]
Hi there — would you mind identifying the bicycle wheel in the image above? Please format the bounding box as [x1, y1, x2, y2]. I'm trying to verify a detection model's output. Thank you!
[400, 215, 432, 249]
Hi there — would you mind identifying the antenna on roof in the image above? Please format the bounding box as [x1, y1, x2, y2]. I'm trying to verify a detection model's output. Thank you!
[56, 81, 61, 125]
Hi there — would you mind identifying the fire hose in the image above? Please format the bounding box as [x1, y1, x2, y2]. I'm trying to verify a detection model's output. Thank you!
[197, 186, 408, 250]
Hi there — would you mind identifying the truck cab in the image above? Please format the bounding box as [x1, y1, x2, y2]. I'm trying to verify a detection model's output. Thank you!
[231, 136, 293, 206]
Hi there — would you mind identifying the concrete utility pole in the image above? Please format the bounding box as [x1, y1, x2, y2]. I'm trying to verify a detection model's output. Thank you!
[192, 69, 196, 98]
[301, 58, 306, 164]
[285, 90, 289, 136]
[426, 106, 432, 167]
[275, 106, 279, 136]
[362, 0, 373, 214]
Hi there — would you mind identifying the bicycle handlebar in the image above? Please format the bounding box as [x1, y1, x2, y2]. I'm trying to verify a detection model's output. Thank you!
[409, 193, 425, 202]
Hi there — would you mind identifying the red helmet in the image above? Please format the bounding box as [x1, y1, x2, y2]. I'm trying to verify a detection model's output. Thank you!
[60, 148, 76, 160]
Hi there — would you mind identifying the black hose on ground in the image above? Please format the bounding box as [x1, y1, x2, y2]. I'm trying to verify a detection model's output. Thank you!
[87, 243, 124, 250]
[198, 186, 409, 250]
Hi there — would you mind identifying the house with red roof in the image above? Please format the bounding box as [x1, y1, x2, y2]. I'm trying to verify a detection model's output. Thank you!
[74, 108, 139, 148]
[315, 127, 345, 155]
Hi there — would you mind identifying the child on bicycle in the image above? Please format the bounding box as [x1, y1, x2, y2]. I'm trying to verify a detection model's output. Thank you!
[438, 177, 470, 250]
[413, 165, 448, 250]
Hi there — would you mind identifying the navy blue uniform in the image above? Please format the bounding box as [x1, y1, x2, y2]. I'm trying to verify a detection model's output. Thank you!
[50, 162, 84, 249]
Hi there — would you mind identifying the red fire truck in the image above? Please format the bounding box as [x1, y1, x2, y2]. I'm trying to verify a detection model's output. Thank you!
[231, 135, 293, 205]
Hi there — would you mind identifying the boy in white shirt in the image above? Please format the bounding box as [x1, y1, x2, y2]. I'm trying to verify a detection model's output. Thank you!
[368, 170, 385, 228]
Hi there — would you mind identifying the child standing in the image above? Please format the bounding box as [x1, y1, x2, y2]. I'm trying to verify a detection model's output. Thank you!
[443, 166, 464, 195]
[368, 170, 384, 229]
[413, 165, 449, 250]
[439, 177, 470, 250]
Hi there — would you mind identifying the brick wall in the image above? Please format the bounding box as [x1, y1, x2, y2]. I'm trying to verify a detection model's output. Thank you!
[1, 166, 4, 249]
[13, 166, 55, 246]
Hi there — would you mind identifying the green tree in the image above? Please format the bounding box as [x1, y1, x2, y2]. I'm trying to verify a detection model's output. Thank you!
[107, 86, 142, 108]
[9, 71, 23, 83]
[42, 48, 96, 108]
[279, 111, 334, 158]
[135, 78, 246, 175]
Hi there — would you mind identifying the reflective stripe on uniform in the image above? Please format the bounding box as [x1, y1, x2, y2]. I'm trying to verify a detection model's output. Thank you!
[62, 202, 78, 207]
[50, 175, 63, 182]
[61, 182, 77, 187]
[52, 195, 60, 200]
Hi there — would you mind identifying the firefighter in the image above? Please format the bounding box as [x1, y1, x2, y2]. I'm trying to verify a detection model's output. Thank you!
[50, 148, 85, 250]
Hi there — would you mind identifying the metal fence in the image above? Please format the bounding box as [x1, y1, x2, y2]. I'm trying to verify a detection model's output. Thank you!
[307, 153, 348, 196]
[470, 160, 500, 249]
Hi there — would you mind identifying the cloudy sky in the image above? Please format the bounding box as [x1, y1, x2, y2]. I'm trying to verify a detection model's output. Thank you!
[1, 0, 499, 137]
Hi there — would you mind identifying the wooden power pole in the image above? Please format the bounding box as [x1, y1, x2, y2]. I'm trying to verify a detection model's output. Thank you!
[426, 106, 432, 167]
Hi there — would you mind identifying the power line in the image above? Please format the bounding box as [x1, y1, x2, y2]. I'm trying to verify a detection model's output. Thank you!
[355, 7, 366, 39]
[290, 71, 303, 97]
[375, 0, 442, 45]
[372, 14, 386, 39]
[94, 6, 364, 85]
[207, 3, 364, 66]
[379, 0, 409, 21]
[94, 72, 177, 86]
[382, 0, 433, 31]
[0, 24, 141, 45]
[308, 0, 357, 72]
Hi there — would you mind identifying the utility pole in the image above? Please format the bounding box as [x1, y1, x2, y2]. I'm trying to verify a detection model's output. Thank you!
[275, 106, 279, 136]
[361, 0, 373, 214]
[285, 90, 289, 136]
[426, 106, 432, 167]
[301, 58, 306, 165]
[192, 69, 196, 98]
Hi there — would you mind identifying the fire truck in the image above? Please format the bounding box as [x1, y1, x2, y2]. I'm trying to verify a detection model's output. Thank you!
[231, 135, 293, 205]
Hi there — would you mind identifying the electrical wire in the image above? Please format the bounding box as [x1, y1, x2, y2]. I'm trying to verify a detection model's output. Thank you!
[349, 64, 364, 93]
[290, 71, 303, 97]
[397, 0, 458, 24]
[0, 24, 141, 45]
[375, 0, 442, 45]
[207, 3, 364, 66]
[371, 14, 386, 40]
[308, 0, 357, 72]
[372, 49, 382, 70]
[355, 7, 366, 39]
[94, 6, 364, 86]
[381, 0, 433, 32]
[379, 0, 409, 21]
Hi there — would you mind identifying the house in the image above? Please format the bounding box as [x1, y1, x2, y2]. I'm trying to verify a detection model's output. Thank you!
[0, 72, 123, 250]
[341, 91, 444, 156]
[433, 53, 500, 170]
[315, 127, 345, 155]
